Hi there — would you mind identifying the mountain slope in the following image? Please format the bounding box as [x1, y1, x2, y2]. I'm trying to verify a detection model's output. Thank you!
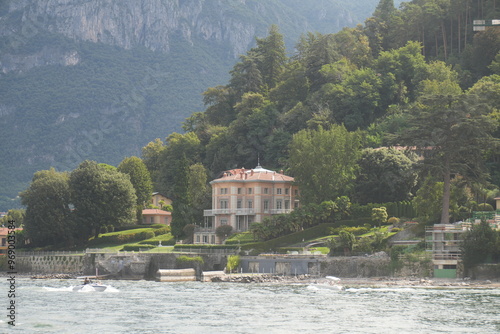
[0, 0, 388, 210]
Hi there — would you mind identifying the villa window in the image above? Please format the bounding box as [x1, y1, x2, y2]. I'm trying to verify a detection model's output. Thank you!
[285, 200, 290, 210]
[220, 200, 228, 209]
[276, 200, 282, 210]
[264, 188, 269, 194]
[285, 188, 289, 195]
[238, 188, 242, 194]
[220, 219, 228, 225]
[276, 188, 282, 195]
[237, 199, 242, 209]
[248, 188, 253, 194]
[248, 200, 253, 209]
[220, 188, 228, 195]
[263, 200, 269, 211]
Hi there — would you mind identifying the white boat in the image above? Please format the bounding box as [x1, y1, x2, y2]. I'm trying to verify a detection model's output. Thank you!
[73, 271, 109, 292]
[72, 282, 108, 292]
[307, 276, 344, 291]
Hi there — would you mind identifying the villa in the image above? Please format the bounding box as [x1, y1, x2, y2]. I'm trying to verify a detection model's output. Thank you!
[426, 196, 500, 278]
[194, 164, 300, 244]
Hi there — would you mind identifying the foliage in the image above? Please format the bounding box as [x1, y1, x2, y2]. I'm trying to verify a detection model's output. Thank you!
[216, 224, 234, 240]
[19, 168, 73, 247]
[329, 226, 370, 236]
[121, 244, 157, 251]
[251, 198, 351, 241]
[461, 221, 499, 275]
[225, 232, 255, 245]
[70, 160, 137, 242]
[354, 147, 418, 204]
[387, 217, 400, 225]
[0, 209, 25, 228]
[183, 224, 197, 244]
[338, 230, 356, 255]
[117, 156, 153, 216]
[175, 255, 204, 269]
[372, 207, 388, 227]
[288, 125, 362, 204]
[226, 255, 241, 273]
[395, 93, 498, 224]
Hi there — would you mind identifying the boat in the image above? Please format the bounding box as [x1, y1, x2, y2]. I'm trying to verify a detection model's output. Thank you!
[307, 276, 344, 291]
[72, 282, 108, 292]
[73, 271, 110, 292]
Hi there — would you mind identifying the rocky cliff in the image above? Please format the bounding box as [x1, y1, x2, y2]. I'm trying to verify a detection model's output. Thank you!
[1, 0, 360, 73]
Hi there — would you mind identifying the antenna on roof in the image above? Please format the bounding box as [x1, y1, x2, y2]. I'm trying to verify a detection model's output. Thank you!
[256, 153, 261, 169]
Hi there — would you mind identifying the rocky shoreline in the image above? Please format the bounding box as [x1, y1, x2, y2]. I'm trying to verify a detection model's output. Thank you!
[4, 272, 499, 288]
[213, 274, 500, 288]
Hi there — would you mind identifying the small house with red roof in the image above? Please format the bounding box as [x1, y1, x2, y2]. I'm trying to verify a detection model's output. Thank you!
[0, 227, 22, 255]
[195, 164, 300, 244]
[142, 209, 171, 225]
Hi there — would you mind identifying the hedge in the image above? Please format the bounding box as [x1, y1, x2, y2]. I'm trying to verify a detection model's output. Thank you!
[176, 255, 204, 268]
[121, 244, 157, 251]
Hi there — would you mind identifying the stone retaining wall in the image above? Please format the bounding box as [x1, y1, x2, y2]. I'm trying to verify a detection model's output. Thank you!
[17, 254, 85, 274]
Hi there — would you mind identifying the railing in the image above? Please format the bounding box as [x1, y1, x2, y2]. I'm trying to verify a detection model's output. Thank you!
[174, 248, 238, 255]
[235, 209, 255, 215]
[16, 251, 83, 256]
[270, 209, 293, 214]
[204, 209, 231, 216]
[432, 253, 461, 260]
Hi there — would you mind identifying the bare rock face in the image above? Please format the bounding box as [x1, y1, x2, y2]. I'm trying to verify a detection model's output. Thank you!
[3, 0, 266, 58]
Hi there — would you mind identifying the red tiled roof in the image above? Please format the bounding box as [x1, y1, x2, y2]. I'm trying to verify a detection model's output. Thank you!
[142, 209, 171, 216]
[212, 165, 294, 183]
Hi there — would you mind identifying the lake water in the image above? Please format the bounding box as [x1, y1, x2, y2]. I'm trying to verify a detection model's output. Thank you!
[2, 278, 500, 333]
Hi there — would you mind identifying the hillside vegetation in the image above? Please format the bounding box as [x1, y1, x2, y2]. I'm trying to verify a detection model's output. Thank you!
[0, 0, 389, 210]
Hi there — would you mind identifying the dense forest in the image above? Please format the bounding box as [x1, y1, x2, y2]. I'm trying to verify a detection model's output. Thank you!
[141, 0, 500, 228]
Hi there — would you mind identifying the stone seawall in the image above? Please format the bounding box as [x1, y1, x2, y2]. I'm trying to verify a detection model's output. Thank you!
[15, 252, 228, 280]
[17, 254, 86, 275]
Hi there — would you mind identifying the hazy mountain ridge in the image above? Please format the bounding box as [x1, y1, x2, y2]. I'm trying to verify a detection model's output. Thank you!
[0, 0, 385, 210]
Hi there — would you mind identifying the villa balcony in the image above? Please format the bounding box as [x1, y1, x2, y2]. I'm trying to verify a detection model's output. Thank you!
[203, 208, 256, 216]
[270, 209, 293, 214]
[204, 209, 231, 216]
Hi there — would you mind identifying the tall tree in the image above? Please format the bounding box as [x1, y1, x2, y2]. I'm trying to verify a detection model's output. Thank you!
[118, 156, 153, 222]
[20, 168, 73, 247]
[395, 93, 498, 224]
[70, 161, 137, 241]
[118, 156, 153, 207]
[170, 154, 191, 239]
[141, 138, 165, 190]
[354, 147, 418, 204]
[188, 163, 211, 226]
[288, 125, 362, 204]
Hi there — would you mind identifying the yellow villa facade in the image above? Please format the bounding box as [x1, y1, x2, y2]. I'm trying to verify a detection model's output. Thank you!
[195, 164, 300, 244]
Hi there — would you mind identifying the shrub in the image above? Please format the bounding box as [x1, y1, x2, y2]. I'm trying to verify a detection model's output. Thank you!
[329, 226, 370, 235]
[107, 224, 115, 233]
[226, 255, 240, 273]
[176, 255, 204, 269]
[153, 227, 171, 236]
[136, 231, 155, 241]
[121, 244, 156, 251]
[100, 226, 108, 234]
[477, 203, 494, 211]
[388, 217, 400, 225]
[216, 225, 233, 239]
[391, 228, 402, 233]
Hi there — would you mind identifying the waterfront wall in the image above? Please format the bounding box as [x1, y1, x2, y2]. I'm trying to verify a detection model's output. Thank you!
[17, 253, 85, 274]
